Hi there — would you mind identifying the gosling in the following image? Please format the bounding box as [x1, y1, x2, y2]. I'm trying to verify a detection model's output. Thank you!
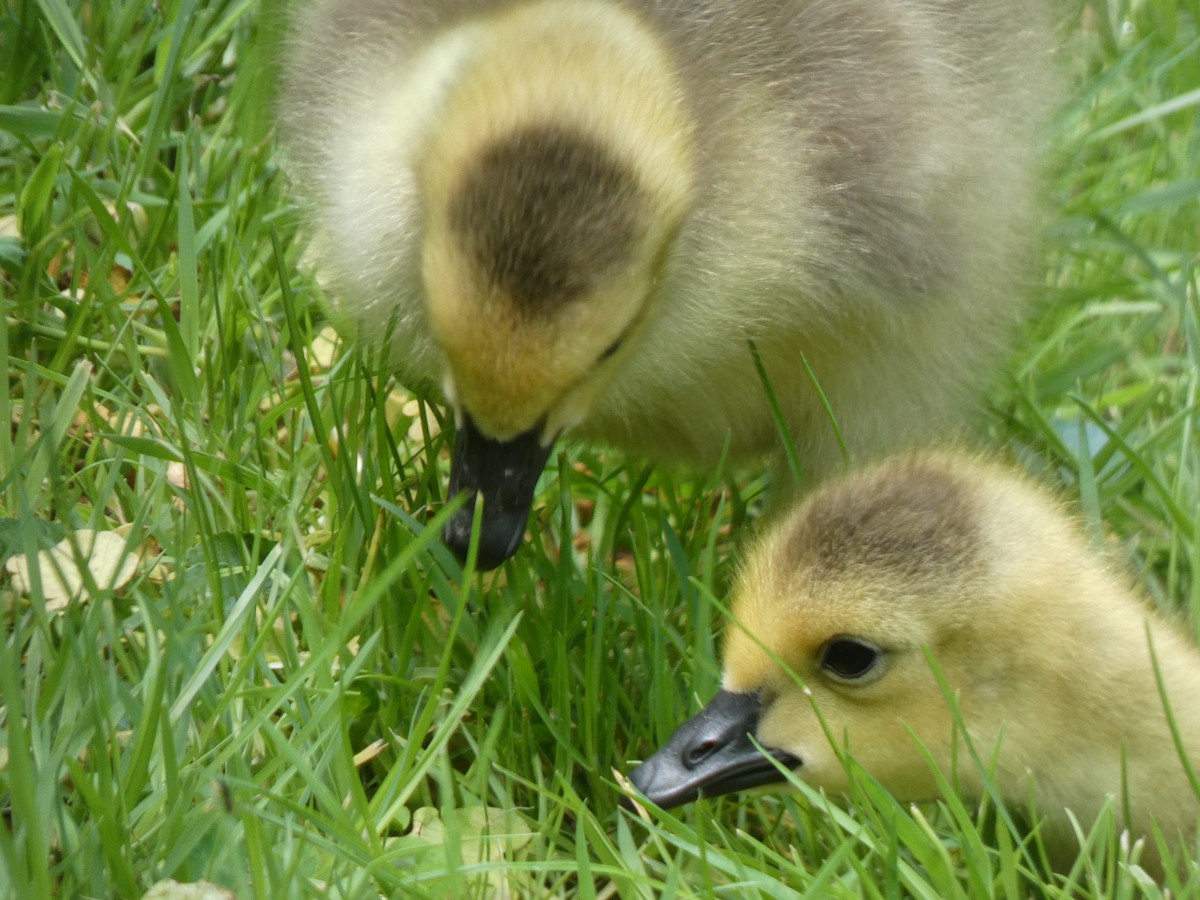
[278, 1, 1060, 569]
[629, 452, 1200, 875]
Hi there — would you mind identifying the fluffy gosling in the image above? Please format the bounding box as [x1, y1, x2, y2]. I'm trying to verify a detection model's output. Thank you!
[278, 1, 1060, 568]
[629, 452, 1200, 875]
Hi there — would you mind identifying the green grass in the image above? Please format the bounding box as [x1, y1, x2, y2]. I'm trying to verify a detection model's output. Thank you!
[1, 1, 1197, 896]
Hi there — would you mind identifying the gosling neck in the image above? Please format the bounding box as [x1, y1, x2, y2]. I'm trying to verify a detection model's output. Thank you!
[1011, 593, 1200, 873]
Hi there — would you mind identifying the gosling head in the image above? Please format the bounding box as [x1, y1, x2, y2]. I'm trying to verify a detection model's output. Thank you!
[629, 452, 1101, 812]
[417, 1, 695, 568]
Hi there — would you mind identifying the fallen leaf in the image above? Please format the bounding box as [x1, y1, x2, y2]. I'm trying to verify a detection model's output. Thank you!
[388, 805, 540, 898]
[142, 879, 235, 900]
[5, 529, 143, 611]
[167, 461, 189, 489]
[308, 326, 342, 371]
[352, 739, 386, 767]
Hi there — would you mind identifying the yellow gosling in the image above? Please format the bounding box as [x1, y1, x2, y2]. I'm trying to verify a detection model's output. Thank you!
[279, 2, 1061, 568]
[630, 452, 1200, 876]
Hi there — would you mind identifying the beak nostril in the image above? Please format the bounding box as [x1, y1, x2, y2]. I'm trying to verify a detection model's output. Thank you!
[685, 738, 718, 769]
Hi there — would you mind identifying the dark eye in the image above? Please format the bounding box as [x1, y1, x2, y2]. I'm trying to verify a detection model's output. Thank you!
[599, 337, 623, 362]
[820, 638, 881, 681]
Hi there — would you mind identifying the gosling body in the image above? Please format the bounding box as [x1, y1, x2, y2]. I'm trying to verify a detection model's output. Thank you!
[630, 453, 1200, 875]
[279, 1, 1060, 567]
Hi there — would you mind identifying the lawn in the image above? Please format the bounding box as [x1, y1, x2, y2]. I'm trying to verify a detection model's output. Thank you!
[1, 0, 1197, 897]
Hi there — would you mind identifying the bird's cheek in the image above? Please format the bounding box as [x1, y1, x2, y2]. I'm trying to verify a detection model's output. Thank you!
[756, 698, 860, 794]
[830, 717, 948, 802]
[754, 706, 827, 786]
[782, 742, 848, 794]
[544, 376, 607, 438]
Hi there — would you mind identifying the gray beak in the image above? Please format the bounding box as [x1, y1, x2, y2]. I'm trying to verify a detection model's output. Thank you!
[628, 689, 801, 809]
[443, 412, 555, 570]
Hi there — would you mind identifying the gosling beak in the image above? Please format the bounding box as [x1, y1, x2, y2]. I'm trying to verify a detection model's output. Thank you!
[628, 690, 801, 809]
[443, 413, 555, 570]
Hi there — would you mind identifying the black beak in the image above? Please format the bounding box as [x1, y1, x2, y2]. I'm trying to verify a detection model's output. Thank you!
[442, 413, 555, 570]
[628, 689, 801, 809]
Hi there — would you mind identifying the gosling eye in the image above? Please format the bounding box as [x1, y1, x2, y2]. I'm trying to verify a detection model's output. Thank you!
[820, 637, 882, 683]
[598, 337, 623, 362]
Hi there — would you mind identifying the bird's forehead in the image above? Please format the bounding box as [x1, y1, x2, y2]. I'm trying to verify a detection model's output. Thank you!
[723, 552, 823, 689]
[723, 574, 903, 692]
[721, 466, 979, 693]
